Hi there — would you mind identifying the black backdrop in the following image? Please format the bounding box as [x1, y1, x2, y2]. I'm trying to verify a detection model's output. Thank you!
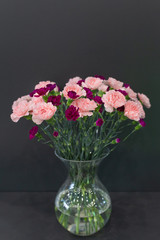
[0, 0, 159, 191]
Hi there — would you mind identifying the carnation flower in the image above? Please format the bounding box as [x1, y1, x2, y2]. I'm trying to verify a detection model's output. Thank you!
[117, 106, 125, 112]
[19, 95, 32, 101]
[66, 77, 82, 86]
[77, 79, 85, 86]
[94, 96, 103, 104]
[68, 91, 79, 99]
[125, 87, 137, 100]
[63, 84, 86, 100]
[117, 89, 128, 96]
[124, 100, 145, 121]
[47, 95, 61, 106]
[96, 118, 103, 126]
[53, 131, 59, 137]
[30, 87, 48, 97]
[65, 105, 80, 121]
[84, 77, 103, 90]
[46, 83, 57, 91]
[29, 126, 38, 140]
[102, 90, 126, 113]
[138, 93, 151, 108]
[111, 138, 121, 144]
[94, 75, 106, 80]
[124, 83, 130, 88]
[71, 98, 97, 117]
[139, 118, 146, 127]
[29, 96, 44, 112]
[32, 102, 57, 125]
[106, 77, 123, 90]
[83, 87, 93, 99]
[10, 95, 31, 122]
[35, 81, 59, 91]
[98, 83, 109, 92]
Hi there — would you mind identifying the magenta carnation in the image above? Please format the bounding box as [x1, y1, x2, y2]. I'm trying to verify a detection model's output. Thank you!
[77, 79, 85, 86]
[139, 119, 146, 127]
[117, 89, 128, 96]
[65, 105, 80, 121]
[29, 126, 38, 140]
[117, 106, 125, 112]
[124, 83, 130, 88]
[96, 118, 103, 126]
[46, 83, 57, 91]
[94, 75, 106, 80]
[53, 131, 59, 137]
[30, 88, 48, 97]
[47, 95, 61, 106]
[30, 90, 37, 97]
[94, 96, 103, 104]
[83, 87, 93, 99]
[68, 91, 79, 99]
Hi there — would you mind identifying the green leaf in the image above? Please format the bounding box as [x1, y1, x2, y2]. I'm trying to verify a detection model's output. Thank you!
[24, 115, 32, 120]
[67, 99, 73, 106]
[125, 95, 130, 100]
[43, 95, 48, 102]
[120, 114, 128, 121]
[48, 90, 60, 96]
[92, 89, 97, 96]
[95, 105, 101, 112]
[97, 90, 104, 97]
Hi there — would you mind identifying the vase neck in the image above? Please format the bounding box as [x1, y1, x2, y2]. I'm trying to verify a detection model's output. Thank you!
[63, 160, 101, 187]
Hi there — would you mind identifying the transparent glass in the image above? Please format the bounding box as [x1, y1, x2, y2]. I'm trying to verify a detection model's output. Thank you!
[54, 151, 112, 236]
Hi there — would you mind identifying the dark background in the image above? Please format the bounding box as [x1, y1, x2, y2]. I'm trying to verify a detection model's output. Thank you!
[0, 0, 159, 191]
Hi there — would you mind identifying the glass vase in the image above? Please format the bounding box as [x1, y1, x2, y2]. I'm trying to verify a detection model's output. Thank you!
[54, 152, 112, 236]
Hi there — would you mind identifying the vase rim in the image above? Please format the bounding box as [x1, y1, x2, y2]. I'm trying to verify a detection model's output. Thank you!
[54, 149, 110, 163]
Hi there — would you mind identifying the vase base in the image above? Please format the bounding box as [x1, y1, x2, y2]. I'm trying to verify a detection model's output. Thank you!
[55, 188, 111, 236]
[55, 207, 111, 236]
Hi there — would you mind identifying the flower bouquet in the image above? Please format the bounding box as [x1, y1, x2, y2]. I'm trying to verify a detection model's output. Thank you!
[11, 76, 151, 236]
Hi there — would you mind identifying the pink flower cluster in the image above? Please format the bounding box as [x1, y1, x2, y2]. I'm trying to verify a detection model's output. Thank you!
[62, 76, 151, 121]
[11, 76, 151, 127]
[11, 81, 58, 124]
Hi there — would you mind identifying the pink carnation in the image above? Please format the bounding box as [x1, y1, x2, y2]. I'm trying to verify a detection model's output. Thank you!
[66, 77, 81, 86]
[138, 93, 151, 108]
[32, 102, 57, 125]
[29, 96, 44, 112]
[83, 77, 103, 90]
[71, 98, 97, 117]
[125, 87, 137, 100]
[106, 77, 123, 90]
[19, 95, 32, 101]
[98, 83, 109, 92]
[10, 95, 31, 122]
[62, 84, 86, 100]
[102, 90, 126, 112]
[35, 81, 58, 91]
[124, 100, 145, 121]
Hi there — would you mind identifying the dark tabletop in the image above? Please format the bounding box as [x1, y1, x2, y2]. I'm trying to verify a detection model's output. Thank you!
[0, 192, 159, 240]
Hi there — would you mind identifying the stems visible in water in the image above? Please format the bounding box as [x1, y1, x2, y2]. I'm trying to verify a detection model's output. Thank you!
[75, 206, 80, 234]
[55, 160, 111, 235]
